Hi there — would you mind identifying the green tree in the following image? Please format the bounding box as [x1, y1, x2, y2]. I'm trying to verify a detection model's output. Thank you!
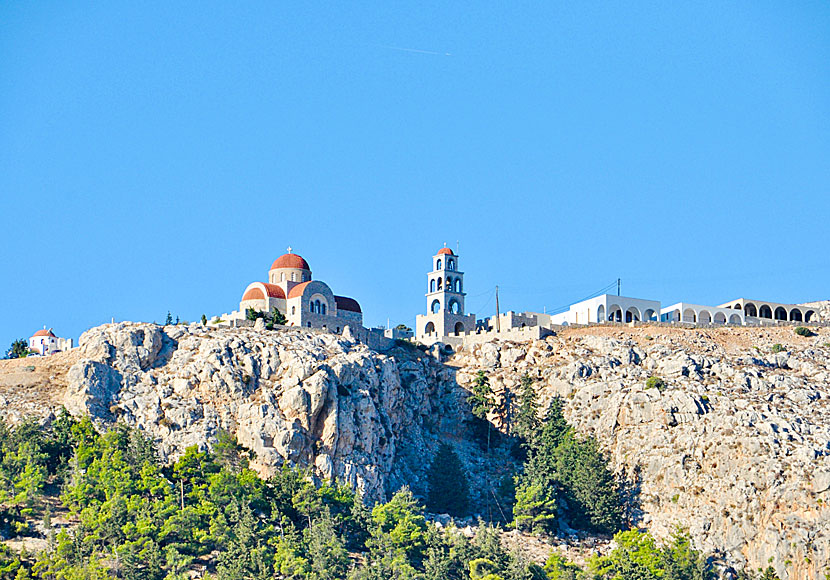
[514, 373, 540, 445]
[469, 371, 495, 419]
[426, 443, 470, 517]
[306, 509, 349, 580]
[201, 314, 207, 326]
[165, 311, 173, 325]
[588, 530, 712, 580]
[371, 487, 428, 563]
[246, 307, 262, 321]
[8, 339, 29, 359]
[512, 480, 557, 534]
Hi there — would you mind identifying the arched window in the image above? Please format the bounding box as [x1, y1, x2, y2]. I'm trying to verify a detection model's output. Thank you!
[430, 279, 436, 292]
[321, 303, 326, 315]
[431, 299, 441, 314]
[446, 277, 451, 290]
[448, 259, 455, 270]
[307, 322, 312, 327]
[455, 279, 462, 292]
[437, 278, 443, 290]
[281, 273, 285, 281]
[425, 321, 436, 334]
[436, 259, 442, 270]
[292, 273, 297, 281]
[292, 306, 296, 315]
[449, 300, 460, 314]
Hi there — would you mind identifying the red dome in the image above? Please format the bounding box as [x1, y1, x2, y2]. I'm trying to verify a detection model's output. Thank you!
[335, 296, 362, 313]
[32, 328, 56, 338]
[287, 281, 313, 299]
[271, 253, 310, 271]
[437, 247, 455, 256]
[242, 283, 286, 302]
[242, 288, 265, 302]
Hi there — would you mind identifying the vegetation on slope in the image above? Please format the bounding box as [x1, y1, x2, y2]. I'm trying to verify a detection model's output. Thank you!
[0, 391, 714, 579]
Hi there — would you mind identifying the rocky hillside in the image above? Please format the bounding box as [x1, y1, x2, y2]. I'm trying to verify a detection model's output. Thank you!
[2, 322, 829, 579]
[451, 325, 830, 580]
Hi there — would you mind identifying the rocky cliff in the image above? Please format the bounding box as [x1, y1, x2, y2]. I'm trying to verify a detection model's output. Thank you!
[451, 325, 830, 580]
[3, 321, 830, 579]
[60, 322, 496, 504]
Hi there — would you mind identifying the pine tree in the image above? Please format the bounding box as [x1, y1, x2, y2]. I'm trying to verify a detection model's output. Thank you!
[306, 510, 349, 580]
[514, 373, 540, 445]
[426, 444, 470, 517]
[468, 371, 494, 419]
[165, 311, 173, 325]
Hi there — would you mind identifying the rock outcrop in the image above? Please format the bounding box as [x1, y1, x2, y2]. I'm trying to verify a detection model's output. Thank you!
[62, 322, 483, 504]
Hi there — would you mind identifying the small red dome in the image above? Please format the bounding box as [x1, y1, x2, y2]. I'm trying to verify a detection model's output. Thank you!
[32, 328, 56, 338]
[335, 296, 362, 313]
[242, 288, 265, 302]
[242, 283, 286, 302]
[437, 247, 455, 256]
[271, 253, 310, 271]
[287, 281, 312, 299]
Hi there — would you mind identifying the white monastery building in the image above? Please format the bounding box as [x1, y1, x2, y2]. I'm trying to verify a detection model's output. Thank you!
[549, 294, 662, 325]
[413, 245, 824, 348]
[29, 328, 73, 356]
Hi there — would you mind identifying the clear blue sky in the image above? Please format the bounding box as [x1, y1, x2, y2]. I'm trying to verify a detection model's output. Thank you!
[2, 2, 829, 348]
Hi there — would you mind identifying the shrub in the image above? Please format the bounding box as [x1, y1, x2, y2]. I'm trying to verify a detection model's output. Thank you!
[771, 344, 784, 353]
[794, 326, 814, 337]
[646, 376, 666, 391]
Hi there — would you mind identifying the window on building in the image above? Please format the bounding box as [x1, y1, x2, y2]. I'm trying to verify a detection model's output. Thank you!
[430, 279, 436, 292]
[436, 259, 442, 270]
[281, 273, 285, 281]
[292, 306, 296, 315]
[321, 303, 326, 315]
[448, 259, 455, 270]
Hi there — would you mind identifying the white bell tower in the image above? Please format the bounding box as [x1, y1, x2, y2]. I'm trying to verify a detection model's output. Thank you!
[416, 245, 476, 345]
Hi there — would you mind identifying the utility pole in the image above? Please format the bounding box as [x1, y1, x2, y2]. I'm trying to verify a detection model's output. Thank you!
[495, 286, 500, 332]
[617, 278, 621, 296]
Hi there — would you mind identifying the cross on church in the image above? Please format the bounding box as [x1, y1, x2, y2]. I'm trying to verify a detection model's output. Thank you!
[286, 246, 293, 254]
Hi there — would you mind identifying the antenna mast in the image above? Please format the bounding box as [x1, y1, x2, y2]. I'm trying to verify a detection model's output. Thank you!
[495, 286, 500, 332]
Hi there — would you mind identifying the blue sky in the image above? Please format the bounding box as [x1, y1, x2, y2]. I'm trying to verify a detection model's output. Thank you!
[1, 2, 828, 348]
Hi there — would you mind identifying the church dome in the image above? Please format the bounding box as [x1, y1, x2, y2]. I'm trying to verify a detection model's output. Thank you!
[437, 247, 455, 256]
[32, 328, 56, 338]
[271, 253, 310, 271]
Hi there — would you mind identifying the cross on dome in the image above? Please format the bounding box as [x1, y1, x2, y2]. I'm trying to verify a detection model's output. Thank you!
[286, 245, 293, 254]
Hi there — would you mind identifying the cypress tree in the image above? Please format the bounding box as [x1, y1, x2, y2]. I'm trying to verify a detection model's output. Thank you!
[426, 443, 470, 517]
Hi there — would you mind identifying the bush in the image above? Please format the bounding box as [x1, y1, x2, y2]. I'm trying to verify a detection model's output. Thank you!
[771, 344, 784, 353]
[794, 326, 814, 337]
[646, 376, 666, 391]
[426, 444, 470, 517]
